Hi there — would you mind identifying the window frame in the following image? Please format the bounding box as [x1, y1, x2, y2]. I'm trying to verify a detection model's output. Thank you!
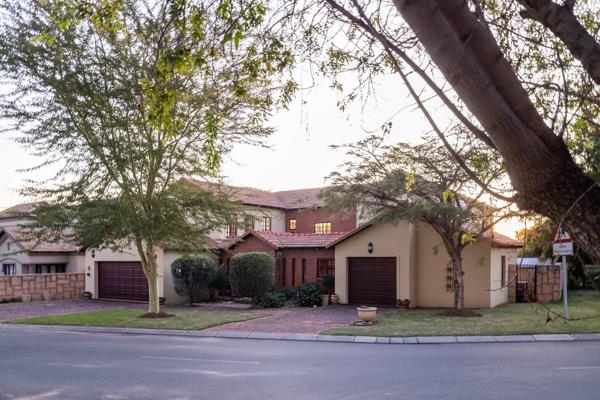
[316, 258, 335, 278]
[2, 263, 16, 276]
[226, 224, 238, 238]
[262, 216, 272, 231]
[288, 218, 297, 231]
[501, 255, 507, 287]
[314, 222, 332, 234]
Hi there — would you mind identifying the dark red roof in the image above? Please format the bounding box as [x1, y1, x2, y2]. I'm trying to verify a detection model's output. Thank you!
[483, 231, 523, 248]
[183, 179, 324, 209]
[227, 230, 346, 249]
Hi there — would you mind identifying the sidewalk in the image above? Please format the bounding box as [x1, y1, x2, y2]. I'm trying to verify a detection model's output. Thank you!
[2, 323, 599, 344]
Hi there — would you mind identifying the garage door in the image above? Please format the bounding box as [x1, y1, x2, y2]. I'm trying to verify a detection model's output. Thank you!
[98, 262, 149, 301]
[348, 257, 396, 306]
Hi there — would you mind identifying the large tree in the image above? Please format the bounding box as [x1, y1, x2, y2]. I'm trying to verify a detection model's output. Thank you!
[0, 0, 294, 314]
[290, 0, 600, 263]
[322, 131, 514, 308]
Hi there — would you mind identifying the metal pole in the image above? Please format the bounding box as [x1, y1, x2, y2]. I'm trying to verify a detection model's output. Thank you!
[562, 255, 569, 323]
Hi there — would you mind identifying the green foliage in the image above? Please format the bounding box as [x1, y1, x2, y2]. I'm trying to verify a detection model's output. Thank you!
[584, 265, 600, 290]
[320, 274, 335, 295]
[274, 286, 297, 301]
[228, 252, 275, 304]
[296, 283, 322, 307]
[210, 265, 230, 293]
[171, 255, 218, 305]
[261, 291, 285, 308]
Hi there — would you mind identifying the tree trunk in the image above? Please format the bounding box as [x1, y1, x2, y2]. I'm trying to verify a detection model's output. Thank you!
[449, 249, 465, 309]
[139, 243, 161, 315]
[395, 0, 600, 263]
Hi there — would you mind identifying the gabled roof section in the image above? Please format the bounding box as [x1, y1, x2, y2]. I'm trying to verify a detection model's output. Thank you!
[183, 178, 325, 210]
[483, 231, 523, 248]
[325, 223, 374, 249]
[0, 202, 39, 220]
[227, 230, 346, 250]
[0, 227, 81, 253]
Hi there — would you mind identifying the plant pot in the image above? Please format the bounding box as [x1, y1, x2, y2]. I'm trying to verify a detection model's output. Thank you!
[357, 306, 378, 325]
[21, 294, 32, 303]
[321, 295, 329, 306]
[42, 291, 52, 301]
[330, 294, 339, 305]
[159, 297, 166, 305]
[83, 291, 92, 299]
[397, 299, 410, 309]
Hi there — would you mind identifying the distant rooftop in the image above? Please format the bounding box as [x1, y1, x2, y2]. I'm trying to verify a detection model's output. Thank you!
[0, 226, 81, 253]
[183, 178, 325, 209]
[0, 202, 39, 220]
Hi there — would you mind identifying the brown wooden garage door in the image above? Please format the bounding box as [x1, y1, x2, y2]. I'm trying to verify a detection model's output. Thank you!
[348, 257, 396, 306]
[98, 262, 148, 301]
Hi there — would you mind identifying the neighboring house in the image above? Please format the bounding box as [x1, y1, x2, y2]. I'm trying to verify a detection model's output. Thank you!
[0, 203, 84, 277]
[326, 221, 521, 308]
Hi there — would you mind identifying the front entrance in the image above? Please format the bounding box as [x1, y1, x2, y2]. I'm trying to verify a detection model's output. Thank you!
[98, 262, 149, 301]
[348, 257, 397, 306]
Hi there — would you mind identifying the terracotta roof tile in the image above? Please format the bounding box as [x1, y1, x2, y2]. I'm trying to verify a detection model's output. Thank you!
[229, 230, 347, 249]
[483, 231, 523, 248]
[0, 227, 81, 253]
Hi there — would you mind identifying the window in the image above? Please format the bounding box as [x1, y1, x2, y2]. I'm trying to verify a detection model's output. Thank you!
[291, 258, 296, 286]
[314, 222, 332, 234]
[317, 259, 335, 278]
[289, 219, 297, 231]
[261, 216, 272, 231]
[226, 224, 238, 238]
[2, 263, 16, 276]
[501, 255, 507, 287]
[301, 258, 306, 283]
[244, 215, 255, 230]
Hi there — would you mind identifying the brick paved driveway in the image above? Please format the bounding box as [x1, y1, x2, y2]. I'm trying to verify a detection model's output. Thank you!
[0, 300, 145, 322]
[207, 305, 396, 334]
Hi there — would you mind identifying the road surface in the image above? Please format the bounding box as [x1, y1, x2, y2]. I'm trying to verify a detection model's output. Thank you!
[0, 329, 599, 399]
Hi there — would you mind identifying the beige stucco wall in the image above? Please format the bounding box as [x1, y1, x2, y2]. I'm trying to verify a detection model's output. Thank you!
[334, 221, 415, 306]
[489, 248, 517, 307]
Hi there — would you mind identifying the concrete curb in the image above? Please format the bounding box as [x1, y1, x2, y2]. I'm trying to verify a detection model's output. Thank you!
[2, 323, 599, 344]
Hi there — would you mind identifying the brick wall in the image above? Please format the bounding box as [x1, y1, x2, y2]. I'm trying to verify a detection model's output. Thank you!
[278, 248, 335, 288]
[0, 273, 85, 302]
[284, 209, 356, 233]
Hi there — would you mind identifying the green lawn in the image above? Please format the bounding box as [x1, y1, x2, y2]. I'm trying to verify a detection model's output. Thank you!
[326, 290, 600, 337]
[7, 309, 257, 331]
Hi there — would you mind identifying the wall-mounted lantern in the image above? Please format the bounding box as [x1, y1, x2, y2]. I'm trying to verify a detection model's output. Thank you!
[367, 242, 374, 254]
[91, 250, 96, 258]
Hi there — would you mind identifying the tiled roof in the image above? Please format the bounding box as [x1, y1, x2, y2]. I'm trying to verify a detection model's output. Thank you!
[483, 231, 523, 248]
[325, 222, 373, 249]
[183, 178, 324, 209]
[229, 230, 346, 249]
[0, 227, 81, 253]
[0, 202, 39, 220]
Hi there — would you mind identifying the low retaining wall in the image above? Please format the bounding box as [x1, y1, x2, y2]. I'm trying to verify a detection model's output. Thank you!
[0, 273, 85, 302]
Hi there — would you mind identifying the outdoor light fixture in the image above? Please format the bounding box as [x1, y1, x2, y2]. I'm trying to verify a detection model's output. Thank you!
[367, 242, 374, 254]
[91, 250, 95, 258]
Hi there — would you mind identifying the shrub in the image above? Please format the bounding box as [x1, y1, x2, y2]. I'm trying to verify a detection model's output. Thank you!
[261, 291, 285, 308]
[296, 283, 322, 307]
[228, 252, 275, 304]
[171, 255, 218, 306]
[275, 286, 297, 301]
[209, 265, 230, 298]
[321, 274, 335, 295]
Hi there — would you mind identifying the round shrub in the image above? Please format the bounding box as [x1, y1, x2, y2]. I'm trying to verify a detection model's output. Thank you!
[275, 286, 297, 301]
[228, 252, 275, 304]
[261, 291, 285, 308]
[296, 283, 322, 307]
[171, 255, 218, 306]
[321, 274, 335, 295]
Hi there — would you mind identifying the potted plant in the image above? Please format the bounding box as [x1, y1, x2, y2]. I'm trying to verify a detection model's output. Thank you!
[330, 293, 339, 304]
[321, 274, 335, 306]
[357, 306, 378, 325]
[397, 299, 410, 309]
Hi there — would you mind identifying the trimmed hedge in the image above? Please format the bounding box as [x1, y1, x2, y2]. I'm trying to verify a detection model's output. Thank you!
[228, 252, 275, 304]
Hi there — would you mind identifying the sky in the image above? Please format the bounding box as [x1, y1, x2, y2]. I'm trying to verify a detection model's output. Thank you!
[0, 68, 522, 237]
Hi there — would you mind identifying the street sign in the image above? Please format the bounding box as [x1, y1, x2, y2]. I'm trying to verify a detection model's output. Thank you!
[553, 226, 573, 256]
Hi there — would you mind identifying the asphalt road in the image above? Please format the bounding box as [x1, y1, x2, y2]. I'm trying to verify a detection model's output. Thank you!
[1, 329, 599, 400]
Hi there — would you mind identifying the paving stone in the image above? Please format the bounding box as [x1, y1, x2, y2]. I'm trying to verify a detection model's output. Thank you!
[572, 333, 600, 341]
[375, 337, 390, 344]
[456, 336, 496, 343]
[390, 337, 405, 344]
[417, 336, 458, 344]
[533, 334, 574, 342]
[403, 337, 418, 344]
[353, 336, 377, 344]
[317, 335, 355, 343]
[494, 335, 535, 342]
[281, 334, 318, 341]
[247, 333, 283, 340]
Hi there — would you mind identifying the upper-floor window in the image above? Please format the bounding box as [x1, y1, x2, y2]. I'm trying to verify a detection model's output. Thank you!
[261, 216, 272, 231]
[289, 219, 297, 231]
[2, 263, 16, 276]
[314, 222, 332, 234]
[244, 215, 255, 230]
[226, 224, 238, 238]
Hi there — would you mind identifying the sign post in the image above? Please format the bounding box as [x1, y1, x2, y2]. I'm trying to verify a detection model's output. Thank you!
[553, 226, 573, 323]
